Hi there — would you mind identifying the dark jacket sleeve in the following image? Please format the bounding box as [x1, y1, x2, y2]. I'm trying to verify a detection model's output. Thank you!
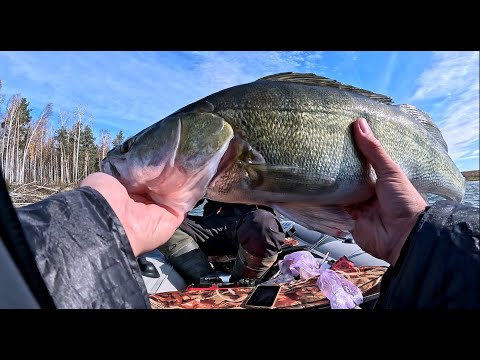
[376, 200, 480, 309]
[16, 187, 151, 309]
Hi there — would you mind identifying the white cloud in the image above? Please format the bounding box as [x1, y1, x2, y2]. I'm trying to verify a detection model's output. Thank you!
[0, 51, 327, 135]
[473, 149, 480, 155]
[379, 51, 398, 94]
[188, 51, 324, 93]
[410, 51, 479, 162]
[458, 154, 479, 161]
[411, 51, 479, 101]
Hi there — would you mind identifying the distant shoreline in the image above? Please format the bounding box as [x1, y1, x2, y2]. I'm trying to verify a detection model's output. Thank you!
[462, 170, 479, 182]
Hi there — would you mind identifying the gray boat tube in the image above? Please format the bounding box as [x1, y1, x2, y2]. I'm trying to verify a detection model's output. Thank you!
[283, 220, 389, 267]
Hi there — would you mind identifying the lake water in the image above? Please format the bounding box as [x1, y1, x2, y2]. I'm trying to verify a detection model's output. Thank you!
[427, 180, 479, 208]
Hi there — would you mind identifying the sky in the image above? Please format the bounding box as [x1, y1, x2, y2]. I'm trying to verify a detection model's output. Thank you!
[0, 51, 478, 171]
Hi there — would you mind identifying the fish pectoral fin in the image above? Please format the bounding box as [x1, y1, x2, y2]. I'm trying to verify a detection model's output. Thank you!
[257, 72, 393, 105]
[274, 203, 354, 239]
[245, 164, 336, 194]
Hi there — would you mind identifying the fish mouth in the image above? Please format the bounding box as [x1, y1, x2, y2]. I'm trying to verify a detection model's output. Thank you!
[109, 162, 121, 179]
[100, 158, 109, 173]
[101, 159, 121, 179]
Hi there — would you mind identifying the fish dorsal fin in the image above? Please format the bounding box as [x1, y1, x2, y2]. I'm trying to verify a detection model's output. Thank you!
[258, 72, 393, 105]
[394, 104, 449, 152]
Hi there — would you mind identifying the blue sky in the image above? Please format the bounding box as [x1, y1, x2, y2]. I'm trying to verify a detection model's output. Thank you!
[0, 51, 478, 171]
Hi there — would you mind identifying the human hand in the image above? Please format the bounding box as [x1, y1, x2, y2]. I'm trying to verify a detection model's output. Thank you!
[80, 173, 185, 257]
[346, 118, 428, 266]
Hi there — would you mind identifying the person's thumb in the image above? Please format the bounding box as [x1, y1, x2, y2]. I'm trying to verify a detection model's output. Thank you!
[353, 118, 401, 178]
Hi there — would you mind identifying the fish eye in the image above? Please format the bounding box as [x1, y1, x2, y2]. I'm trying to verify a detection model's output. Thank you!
[120, 138, 133, 154]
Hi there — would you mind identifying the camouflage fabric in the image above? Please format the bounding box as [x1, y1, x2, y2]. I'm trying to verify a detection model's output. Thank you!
[149, 266, 387, 309]
[150, 286, 252, 309]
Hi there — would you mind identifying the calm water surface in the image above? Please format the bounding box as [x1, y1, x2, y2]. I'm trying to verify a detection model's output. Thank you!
[428, 180, 479, 208]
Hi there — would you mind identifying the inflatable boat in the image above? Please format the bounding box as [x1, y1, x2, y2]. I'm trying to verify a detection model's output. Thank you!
[140, 220, 389, 309]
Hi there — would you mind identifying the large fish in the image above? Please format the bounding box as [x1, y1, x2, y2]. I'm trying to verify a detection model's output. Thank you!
[101, 73, 465, 237]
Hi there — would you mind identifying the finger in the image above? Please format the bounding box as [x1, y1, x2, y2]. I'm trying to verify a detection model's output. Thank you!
[353, 118, 402, 178]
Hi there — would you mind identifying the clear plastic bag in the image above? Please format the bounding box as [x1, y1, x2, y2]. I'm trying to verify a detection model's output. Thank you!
[278, 250, 363, 309]
[261, 273, 296, 285]
[278, 251, 327, 279]
[317, 269, 363, 309]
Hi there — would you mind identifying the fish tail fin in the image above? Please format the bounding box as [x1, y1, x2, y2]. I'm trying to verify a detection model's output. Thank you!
[395, 104, 449, 152]
[396, 105, 465, 202]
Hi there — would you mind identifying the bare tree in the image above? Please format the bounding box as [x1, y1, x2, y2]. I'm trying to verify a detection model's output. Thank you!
[97, 129, 111, 170]
[2, 95, 22, 182]
[19, 103, 52, 183]
[72, 106, 85, 182]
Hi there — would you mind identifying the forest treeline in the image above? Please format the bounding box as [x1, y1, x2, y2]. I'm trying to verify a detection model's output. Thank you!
[462, 170, 479, 181]
[0, 80, 125, 185]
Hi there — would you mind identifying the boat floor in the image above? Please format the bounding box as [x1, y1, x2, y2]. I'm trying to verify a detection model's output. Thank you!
[141, 227, 389, 295]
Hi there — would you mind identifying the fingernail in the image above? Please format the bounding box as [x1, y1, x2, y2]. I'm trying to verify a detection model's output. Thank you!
[358, 118, 371, 135]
